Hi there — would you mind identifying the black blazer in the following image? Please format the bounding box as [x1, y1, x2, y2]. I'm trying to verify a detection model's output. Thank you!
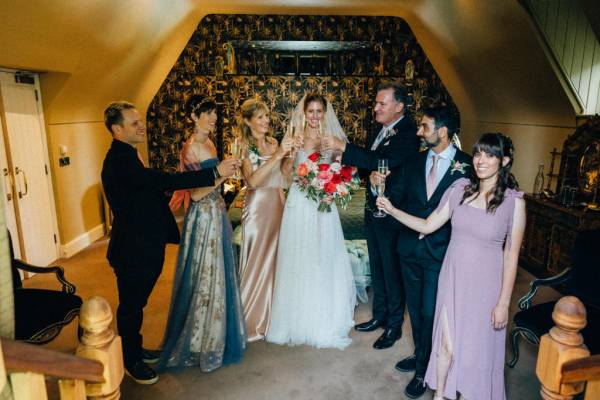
[101, 139, 216, 268]
[342, 115, 419, 211]
[383, 147, 472, 263]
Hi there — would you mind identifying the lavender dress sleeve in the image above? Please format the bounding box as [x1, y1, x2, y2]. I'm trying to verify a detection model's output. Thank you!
[435, 177, 470, 215]
[504, 189, 525, 250]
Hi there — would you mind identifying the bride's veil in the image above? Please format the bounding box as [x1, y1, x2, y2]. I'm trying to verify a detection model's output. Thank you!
[289, 94, 348, 143]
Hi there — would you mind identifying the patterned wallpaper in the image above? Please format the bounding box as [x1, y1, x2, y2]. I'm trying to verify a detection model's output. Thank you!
[147, 14, 458, 171]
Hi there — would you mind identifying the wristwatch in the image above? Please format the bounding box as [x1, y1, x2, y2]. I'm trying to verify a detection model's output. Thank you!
[213, 167, 221, 179]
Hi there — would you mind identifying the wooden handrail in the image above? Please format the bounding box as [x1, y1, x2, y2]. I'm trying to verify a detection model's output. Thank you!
[562, 354, 600, 384]
[2, 338, 104, 383]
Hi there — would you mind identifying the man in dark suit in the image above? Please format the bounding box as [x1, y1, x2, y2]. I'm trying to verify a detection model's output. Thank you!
[322, 81, 419, 349]
[377, 106, 471, 398]
[101, 101, 239, 384]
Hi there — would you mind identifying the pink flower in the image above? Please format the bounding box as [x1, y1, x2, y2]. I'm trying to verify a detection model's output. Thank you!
[317, 171, 333, 182]
[337, 185, 349, 196]
[449, 160, 469, 175]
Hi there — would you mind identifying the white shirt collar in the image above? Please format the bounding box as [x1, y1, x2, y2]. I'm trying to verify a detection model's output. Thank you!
[428, 144, 455, 160]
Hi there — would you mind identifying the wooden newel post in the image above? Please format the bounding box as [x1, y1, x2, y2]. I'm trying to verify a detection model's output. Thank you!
[76, 296, 124, 399]
[536, 296, 589, 399]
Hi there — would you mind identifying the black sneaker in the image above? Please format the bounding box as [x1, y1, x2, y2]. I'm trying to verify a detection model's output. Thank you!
[404, 374, 426, 399]
[142, 348, 161, 365]
[125, 361, 159, 385]
[395, 354, 417, 372]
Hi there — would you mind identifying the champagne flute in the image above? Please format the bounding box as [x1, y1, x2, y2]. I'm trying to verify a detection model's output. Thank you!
[286, 122, 296, 158]
[231, 137, 243, 180]
[319, 119, 332, 159]
[373, 159, 388, 218]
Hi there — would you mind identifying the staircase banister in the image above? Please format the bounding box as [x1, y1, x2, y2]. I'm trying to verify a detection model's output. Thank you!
[562, 354, 600, 384]
[2, 337, 104, 383]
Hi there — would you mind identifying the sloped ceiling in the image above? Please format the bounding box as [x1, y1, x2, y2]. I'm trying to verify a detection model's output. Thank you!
[0, 0, 575, 127]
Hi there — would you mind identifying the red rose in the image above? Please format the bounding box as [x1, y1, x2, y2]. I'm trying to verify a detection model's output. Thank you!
[341, 165, 353, 174]
[308, 152, 320, 162]
[324, 181, 337, 194]
[318, 163, 330, 171]
[340, 166, 353, 182]
[331, 174, 343, 184]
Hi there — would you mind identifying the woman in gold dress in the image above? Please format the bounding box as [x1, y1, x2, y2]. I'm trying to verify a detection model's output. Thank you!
[237, 98, 294, 341]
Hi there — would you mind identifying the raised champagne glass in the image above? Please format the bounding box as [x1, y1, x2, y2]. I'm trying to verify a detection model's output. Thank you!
[373, 158, 388, 218]
[231, 137, 243, 180]
[319, 119, 332, 159]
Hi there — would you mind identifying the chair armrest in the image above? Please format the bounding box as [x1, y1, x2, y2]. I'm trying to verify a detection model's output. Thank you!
[517, 268, 571, 310]
[13, 259, 76, 294]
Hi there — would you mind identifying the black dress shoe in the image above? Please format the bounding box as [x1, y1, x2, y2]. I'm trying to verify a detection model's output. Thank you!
[373, 327, 402, 349]
[404, 374, 426, 399]
[354, 318, 385, 332]
[395, 354, 417, 372]
[142, 348, 161, 365]
[125, 361, 159, 385]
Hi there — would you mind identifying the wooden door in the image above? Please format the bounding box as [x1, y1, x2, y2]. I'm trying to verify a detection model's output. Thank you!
[0, 71, 59, 265]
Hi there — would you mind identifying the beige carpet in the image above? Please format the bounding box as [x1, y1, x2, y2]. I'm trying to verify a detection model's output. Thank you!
[24, 237, 560, 399]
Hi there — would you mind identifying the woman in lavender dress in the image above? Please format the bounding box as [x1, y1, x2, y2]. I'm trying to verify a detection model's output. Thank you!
[378, 133, 526, 400]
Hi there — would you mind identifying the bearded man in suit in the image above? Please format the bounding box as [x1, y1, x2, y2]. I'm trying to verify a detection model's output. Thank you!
[375, 105, 471, 399]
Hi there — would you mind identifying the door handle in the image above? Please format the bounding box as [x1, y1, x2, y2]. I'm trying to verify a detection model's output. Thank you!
[15, 167, 28, 198]
[3, 168, 14, 201]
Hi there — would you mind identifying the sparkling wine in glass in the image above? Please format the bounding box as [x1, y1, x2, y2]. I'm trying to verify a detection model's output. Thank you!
[378, 158, 389, 175]
[373, 159, 388, 218]
[287, 124, 296, 158]
[231, 137, 242, 180]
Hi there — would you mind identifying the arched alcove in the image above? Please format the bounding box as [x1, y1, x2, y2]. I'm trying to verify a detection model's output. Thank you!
[147, 14, 458, 171]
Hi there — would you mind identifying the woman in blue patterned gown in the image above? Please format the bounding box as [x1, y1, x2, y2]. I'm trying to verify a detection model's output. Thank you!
[158, 96, 246, 372]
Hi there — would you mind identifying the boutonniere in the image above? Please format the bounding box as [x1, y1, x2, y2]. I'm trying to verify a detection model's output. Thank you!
[248, 144, 261, 166]
[450, 160, 469, 175]
[387, 128, 397, 138]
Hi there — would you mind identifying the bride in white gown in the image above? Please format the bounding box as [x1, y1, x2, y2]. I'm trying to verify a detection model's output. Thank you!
[266, 93, 357, 349]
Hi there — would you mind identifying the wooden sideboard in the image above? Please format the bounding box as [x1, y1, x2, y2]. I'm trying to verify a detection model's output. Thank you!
[519, 194, 600, 278]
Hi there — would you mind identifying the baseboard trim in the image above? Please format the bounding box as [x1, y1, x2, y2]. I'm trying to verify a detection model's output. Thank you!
[61, 224, 105, 258]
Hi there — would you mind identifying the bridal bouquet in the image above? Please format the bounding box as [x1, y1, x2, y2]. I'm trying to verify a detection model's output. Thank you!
[294, 152, 361, 212]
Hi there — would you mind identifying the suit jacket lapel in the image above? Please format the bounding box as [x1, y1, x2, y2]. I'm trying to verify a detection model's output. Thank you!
[373, 117, 405, 151]
[430, 149, 470, 199]
[432, 164, 454, 199]
[367, 124, 382, 149]
[416, 152, 428, 205]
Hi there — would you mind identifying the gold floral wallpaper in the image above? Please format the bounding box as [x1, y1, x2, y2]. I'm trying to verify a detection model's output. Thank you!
[147, 14, 457, 171]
